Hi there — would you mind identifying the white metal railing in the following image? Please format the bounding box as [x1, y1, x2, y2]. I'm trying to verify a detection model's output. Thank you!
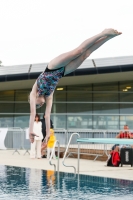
[49, 140, 60, 172]
[66, 129, 106, 160]
[62, 133, 80, 174]
[0, 127, 24, 154]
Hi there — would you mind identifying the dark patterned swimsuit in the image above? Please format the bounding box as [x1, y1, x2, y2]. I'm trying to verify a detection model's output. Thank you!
[37, 66, 65, 97]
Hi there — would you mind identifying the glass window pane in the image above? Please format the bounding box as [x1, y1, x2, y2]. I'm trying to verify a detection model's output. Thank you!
[52, 103, 66, 113]
[53, 92, 66, 102]
[67, 115, 92, 129]
[0, 91, 14, 101]
[0, 103, 14, 113]
[107, 116, 119, 130]
[120, 92, 133, 102]
[67, 85, 92, 102]
[14, 115, 29, 128]
[15, 90, 30, 101]
[67, 103, 92, 114]
[67, 84, 92, 92]
[93, 103, 119, 114]
[93, 93, 118, 102]
[0, 115, 14, 127]
[93, 115, 119, 130]
[119, 81, 133, 92]
[53, 91, 66, 102]
[39, 105, 46, 114]
[51, 114, 66, 129]
[54, 87, 66, 102]
[120, 116, 133, 130]
[119, 82, 133, 118]
[14, 103, 30, 113]
[93, 82, 118, 91]
[120, 104, 133, 114]
[67, 92, 92, 102]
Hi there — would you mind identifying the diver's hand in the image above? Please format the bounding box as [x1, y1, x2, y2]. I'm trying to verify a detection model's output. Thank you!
[29, 133, 39, 143]
[44, 135, 50, 144]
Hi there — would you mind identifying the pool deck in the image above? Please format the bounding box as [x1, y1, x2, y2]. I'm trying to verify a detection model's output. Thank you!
[0, 150, 133, 181]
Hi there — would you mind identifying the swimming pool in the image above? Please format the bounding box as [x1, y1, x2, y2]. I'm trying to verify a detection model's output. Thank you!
[0, 165, 133, 200]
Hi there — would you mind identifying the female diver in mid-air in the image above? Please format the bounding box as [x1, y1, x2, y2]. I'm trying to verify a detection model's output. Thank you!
[29, 28, 122, 143]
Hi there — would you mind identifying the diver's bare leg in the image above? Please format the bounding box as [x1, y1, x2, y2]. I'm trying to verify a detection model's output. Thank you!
[64, 35, 115, 75]
[48, 29, 121, 70]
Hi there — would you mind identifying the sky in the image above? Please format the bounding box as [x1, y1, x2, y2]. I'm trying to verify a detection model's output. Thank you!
[0, 0, 133, 66]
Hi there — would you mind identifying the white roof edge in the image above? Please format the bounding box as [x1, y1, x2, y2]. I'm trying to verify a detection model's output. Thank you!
[0, 56, 132, 76]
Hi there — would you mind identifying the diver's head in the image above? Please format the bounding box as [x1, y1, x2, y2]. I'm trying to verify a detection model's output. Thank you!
[28, 93, 45, 109]
[35, 95, 45, 109]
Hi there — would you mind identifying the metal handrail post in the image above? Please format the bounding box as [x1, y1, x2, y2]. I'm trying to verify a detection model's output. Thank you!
[62, 132, 80, 174]
[104, 130, 110, 157]
[77, 141, 80, 174]
[49, 140, 60, 172]
[65, 129, 68, 149]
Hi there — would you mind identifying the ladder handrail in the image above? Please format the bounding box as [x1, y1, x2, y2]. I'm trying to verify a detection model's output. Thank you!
[62, 132, 80, 174]
[49, 140, 60, 172]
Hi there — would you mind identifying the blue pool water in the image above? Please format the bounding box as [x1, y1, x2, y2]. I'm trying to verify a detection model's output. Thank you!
[0, 165, 133, 200]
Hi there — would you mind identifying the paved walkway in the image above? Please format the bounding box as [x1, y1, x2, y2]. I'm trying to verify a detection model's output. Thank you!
[0, 150, 133, 181]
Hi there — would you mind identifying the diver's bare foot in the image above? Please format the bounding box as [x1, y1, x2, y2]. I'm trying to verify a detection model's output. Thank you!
[102, 29, 122, 36]
[29, 133, 38, 143]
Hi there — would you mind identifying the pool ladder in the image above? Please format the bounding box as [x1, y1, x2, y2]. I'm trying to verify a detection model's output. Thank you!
[49, 133, 80, 174]
[62, 133, 80, 174]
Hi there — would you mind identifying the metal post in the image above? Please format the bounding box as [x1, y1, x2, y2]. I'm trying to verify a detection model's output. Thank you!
[12, 149, 20, 155]
[23, 150, 30, 155]
[77, 173, 80, 194]
[104, 130, 110, 157]
[77, 141, 80, 174]
[49, 140, 60, 172]
[57, 141, 60, 172]
[57, 171, 60, 190]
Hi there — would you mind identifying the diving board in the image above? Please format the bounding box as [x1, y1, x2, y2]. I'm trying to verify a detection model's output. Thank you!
[77, 137, 133, 173]
[63, 133, 133, 174]
[77, 138, 133, 145]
